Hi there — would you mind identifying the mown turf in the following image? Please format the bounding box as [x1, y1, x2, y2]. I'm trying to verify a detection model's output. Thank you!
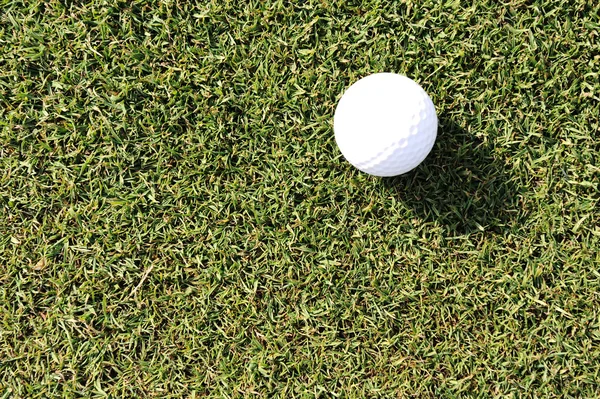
[1, 0, 599, 397]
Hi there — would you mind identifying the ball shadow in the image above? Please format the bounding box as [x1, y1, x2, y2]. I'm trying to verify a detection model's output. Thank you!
[382, 117, 522, 235]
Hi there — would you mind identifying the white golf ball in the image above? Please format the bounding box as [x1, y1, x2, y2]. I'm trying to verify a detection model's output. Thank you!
[334, 73, 438, 177]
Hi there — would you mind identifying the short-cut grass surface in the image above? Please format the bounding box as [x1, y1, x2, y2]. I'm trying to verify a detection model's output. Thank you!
[1, 0, 600, 397]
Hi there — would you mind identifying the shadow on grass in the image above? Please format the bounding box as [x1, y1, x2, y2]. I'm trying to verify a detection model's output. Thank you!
[382, 117, 522, 235]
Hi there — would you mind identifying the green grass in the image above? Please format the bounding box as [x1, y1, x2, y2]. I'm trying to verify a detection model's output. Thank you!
[1, 0, 599, 397]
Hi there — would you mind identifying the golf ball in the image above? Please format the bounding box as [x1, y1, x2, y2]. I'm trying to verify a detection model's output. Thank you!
[333, 73, 438, 177]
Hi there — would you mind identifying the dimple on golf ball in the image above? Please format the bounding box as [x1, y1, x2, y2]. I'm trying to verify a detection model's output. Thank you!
[333, 73, 438, 177]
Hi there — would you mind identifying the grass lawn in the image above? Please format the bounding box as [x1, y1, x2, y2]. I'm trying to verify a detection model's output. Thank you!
[1, 0, 599, 397]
